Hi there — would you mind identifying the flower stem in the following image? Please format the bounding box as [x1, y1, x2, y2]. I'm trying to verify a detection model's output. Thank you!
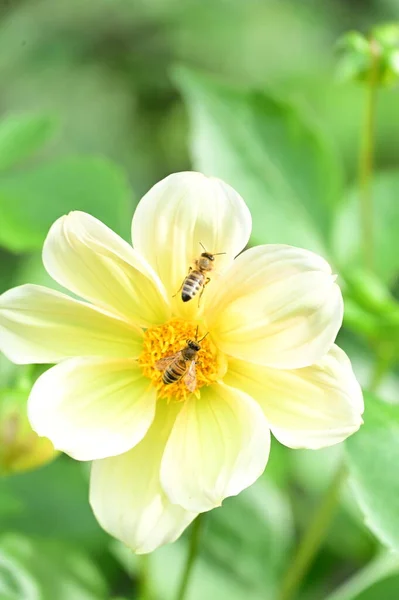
[369, 350, 390, 393]
[138, 554, 151, 600]
[175, 515, 204, 600]
[358, 36, 379, 272]
[278, 462, 347, 600]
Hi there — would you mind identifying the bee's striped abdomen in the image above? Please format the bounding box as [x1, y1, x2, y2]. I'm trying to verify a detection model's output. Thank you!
[163, 359, 187, 385]
[181, 271, 205, 303]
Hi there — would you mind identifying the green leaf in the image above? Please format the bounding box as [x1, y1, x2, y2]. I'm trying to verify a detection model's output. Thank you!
[203, 479, 293, 590]
[115, 475, 293, 599]
[0, 457, 107, 551]
[290, 446, 375, 562]
[0, 156, 133, 252]
[0, 354, 18, 390]
[338, 331, 399, 405]
[344, 269, 399, 318]
[0, 113, 57, 172]
[0, 533, 108, 600]
[0, 249, 19, 294]
[12, 251, 71, 294]
[325, 553, 399, 600]
[342, 270, 399, 353]
[333, 171, 399, 286]
[175, 67, 343, 254]
[346, 392, 399, 551]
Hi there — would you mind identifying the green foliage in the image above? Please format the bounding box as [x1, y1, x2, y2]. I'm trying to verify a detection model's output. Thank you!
[290, 446, 376, 562]
[116, 476, 293, 599]
[0, 457, 106, 551]
[325, 554, 399, 600]
[342, 270, 399, 360]
[0, 113, 57, 172]
[344, 271, 398, 317]
[0, 355, 18, 390]
[0, 156, 133, 252]
[337, 24, 399, 87]
[175, 67, 343, 255]
[336, 32, 371, 84]
[0, 533, 108, 600]
[346, 393, 399, 553]
[334, 171, 399, 286]
[203, 478, 293, 593]
[0, 1, 397, 599]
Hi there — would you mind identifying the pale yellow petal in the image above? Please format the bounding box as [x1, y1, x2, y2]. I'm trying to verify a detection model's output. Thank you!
[225, 345, 364, 449]
[206, 245, 343, 368]
[90, 399, 196, 554]
[132, 172, 251, 318]
[160, 382, 270, 512]
[0, 285, 142, 364]
[28, 357, 155, 461]
[43, 211, 170, 327]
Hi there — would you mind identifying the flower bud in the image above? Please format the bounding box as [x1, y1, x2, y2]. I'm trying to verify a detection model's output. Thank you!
[336, 23, 399, 87]
[0, 388, 58, 475]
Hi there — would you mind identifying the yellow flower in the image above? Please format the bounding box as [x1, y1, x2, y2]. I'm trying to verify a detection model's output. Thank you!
[0, 172, 363, 553]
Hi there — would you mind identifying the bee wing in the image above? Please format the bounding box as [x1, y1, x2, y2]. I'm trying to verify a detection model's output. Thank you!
[184, 360, 197, 393]
[155, 353, 179, 371]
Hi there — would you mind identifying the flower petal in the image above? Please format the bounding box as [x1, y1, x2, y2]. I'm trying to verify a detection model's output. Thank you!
[160, 382, 270, 512]
[206, 245, 343, 368]
[28, 357, 156, 461]
[0, 285, 142, 364]
[90, 399, 196, 554]
[132, 172, 251, 315]
[225, 345, 364, 449]
[43, 211, 170, 327]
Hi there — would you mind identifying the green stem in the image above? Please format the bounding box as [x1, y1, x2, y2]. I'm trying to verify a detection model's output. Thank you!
[278, 462, 348, 600]
[359, 36, 379, 272]
[138, 554, 151, 600]
[369, 350, 390, 393]
[175, 515, 204, 600]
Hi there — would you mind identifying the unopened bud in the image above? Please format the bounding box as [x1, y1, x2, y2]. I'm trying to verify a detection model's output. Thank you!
[0, 388, 58, 475]
[336, 23, 399, 87]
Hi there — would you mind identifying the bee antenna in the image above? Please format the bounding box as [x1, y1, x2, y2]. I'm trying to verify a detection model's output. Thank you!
[195, 325, 199, 340]
[199, 242, 207, 252]
[198, 332, 209, 343]
[212, 252, 226, 256]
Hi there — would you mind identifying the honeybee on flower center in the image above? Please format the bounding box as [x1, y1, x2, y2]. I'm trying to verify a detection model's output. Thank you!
[155, 330, 208, 393]
[178, 243, 225, 304]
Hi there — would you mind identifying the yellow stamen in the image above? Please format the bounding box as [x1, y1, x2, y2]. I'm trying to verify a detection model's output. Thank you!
[139, 318, 225, 402]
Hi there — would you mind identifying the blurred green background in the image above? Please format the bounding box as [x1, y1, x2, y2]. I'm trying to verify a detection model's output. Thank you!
[0, 0, 398, 599]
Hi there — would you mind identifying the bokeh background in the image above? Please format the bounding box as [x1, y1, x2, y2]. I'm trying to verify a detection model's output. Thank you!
[0, 1, 398, 599]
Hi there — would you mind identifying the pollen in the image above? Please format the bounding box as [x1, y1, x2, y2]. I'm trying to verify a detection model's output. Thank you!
[138, 318, 225, 402]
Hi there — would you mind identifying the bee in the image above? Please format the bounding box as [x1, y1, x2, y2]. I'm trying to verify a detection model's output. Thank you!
[179, 243, 225, 304]
[155, 330, 208, 392]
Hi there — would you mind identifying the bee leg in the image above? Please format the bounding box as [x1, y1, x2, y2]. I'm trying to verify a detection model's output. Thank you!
[197, 277, 211, 307]
[172, 268, 192, 298]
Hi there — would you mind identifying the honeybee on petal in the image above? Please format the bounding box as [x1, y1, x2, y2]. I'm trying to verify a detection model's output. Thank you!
[178, 243, 225, 304]
[155, 330, 208, 392]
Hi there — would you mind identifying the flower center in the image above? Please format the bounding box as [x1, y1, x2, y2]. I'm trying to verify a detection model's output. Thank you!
[139, 318, 225, 402]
